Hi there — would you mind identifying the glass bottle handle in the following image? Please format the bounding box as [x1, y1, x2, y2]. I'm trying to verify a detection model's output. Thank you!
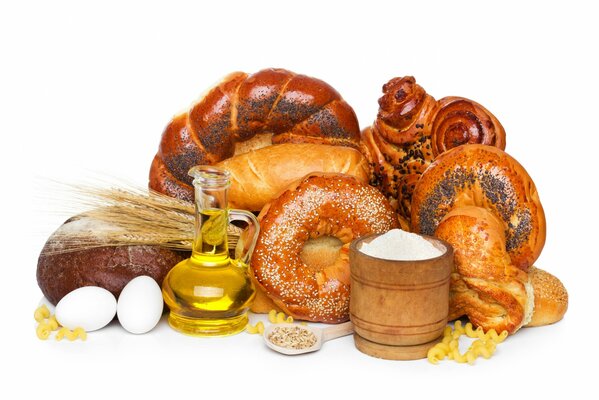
[229, 209, 260, 265]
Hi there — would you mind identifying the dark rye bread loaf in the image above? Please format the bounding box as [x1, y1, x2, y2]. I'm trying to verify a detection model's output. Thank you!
[37, 216, 188, 305]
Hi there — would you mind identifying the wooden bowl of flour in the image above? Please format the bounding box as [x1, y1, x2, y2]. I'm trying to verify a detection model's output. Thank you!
[349, 230, 453, 360]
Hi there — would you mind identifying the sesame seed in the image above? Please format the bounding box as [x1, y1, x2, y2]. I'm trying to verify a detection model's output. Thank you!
[250, 175, 398, 322]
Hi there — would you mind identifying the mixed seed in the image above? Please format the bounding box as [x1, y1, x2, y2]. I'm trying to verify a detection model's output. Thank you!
[267, 326, 317, 350]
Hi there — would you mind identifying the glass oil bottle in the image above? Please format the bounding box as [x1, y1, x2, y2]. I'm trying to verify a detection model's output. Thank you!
[161, 166, 260, 336]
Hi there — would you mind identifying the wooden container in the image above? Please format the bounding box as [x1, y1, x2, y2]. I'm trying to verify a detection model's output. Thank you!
[349, 233, 453, 360]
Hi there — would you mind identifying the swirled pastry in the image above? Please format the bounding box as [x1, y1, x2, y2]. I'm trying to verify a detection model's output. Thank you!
[362, 76, 505, 223]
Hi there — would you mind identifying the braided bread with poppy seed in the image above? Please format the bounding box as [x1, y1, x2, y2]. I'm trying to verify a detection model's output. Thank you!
[411, 145, 551, 333]
[149, 68, 362, 208]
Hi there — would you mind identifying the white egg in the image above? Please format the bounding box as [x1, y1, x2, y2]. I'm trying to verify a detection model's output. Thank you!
[55, 286, 117, 331]
[117, 276, 164, 334]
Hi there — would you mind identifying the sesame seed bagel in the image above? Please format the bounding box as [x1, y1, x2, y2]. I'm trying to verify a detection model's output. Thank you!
[411, 144, 546, 271]
[250, 173, 399, 323]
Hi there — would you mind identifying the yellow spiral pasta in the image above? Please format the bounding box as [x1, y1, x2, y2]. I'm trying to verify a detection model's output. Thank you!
[427, 321, 508, 365]
[476, 345, 493, 359]
[477, 329, 487, 340]
[34, 305, 51, 322]
[73, 327, 87, 341]
[451, 348, 468, 363]
[251, 310, 297, 336]
[34, 309, 67, 342]
[33, 304, 85, 342]
[441, 334, 452, 345]
[448, 338, 459, 351]
[443, 326, 452, 337]
[267, 309, 294, 324]
[246, 321, 265, 335]
[485, 329, 508, 343]
[56, 327, 87, 341]
[453, 320, 465, 334]
[466, 350, 478, 365]
[275, 312, 287, 324]
[469, 339, 486, 350]
[268, 310, 277, 323]
[56, 327, 70, 341]
[435, 343, 450, 354]
[55, 327, 75, 341]
[47, 315, 60, 331]
[36, 323, 52, 340]
[465, 322, 482, 338]
[427, 346, 446, 364]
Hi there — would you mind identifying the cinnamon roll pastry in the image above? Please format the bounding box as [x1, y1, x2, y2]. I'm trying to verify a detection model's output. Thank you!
[362, 76, 506, 223]
[431, 96, 506, 157]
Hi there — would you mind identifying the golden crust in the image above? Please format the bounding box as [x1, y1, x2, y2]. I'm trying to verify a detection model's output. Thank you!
[526, 267, 568, 327]
[411, 144, 546, 271]
[437, 206, 531, 333]
[150, 68, 361, 203]
[431, 96, 506, 157]
[215, 143, 370, 211]
[250, 174, 399, 323]
[411, 145, 546, 334]
[361, 76, 505, 224]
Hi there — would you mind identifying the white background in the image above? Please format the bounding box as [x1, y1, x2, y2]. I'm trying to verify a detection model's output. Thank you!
[1, 0, 597, 398]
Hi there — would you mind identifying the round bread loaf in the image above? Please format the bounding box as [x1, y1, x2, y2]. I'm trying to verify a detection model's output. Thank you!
[526, 267, 568, 327]
[37, 216, 188, 305]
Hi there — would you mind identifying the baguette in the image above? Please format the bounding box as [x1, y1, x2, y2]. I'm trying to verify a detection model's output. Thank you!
[215, 143, 370, 211]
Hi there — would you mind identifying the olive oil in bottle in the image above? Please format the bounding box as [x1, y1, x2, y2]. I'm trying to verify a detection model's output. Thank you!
[161, 166, 259, 336]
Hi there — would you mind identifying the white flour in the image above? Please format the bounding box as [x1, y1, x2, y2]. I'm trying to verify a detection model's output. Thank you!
[359, 229, 443, 261]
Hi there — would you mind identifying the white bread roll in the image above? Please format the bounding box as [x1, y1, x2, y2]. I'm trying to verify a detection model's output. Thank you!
[216, 143, 370, 211]
[526, 267, 568, 327]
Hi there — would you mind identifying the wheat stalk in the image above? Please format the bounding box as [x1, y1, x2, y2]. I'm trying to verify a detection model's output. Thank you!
[43, 185, 241, 255]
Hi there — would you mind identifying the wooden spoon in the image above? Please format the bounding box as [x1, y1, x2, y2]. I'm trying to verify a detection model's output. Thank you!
[263, 321, 354, 355]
